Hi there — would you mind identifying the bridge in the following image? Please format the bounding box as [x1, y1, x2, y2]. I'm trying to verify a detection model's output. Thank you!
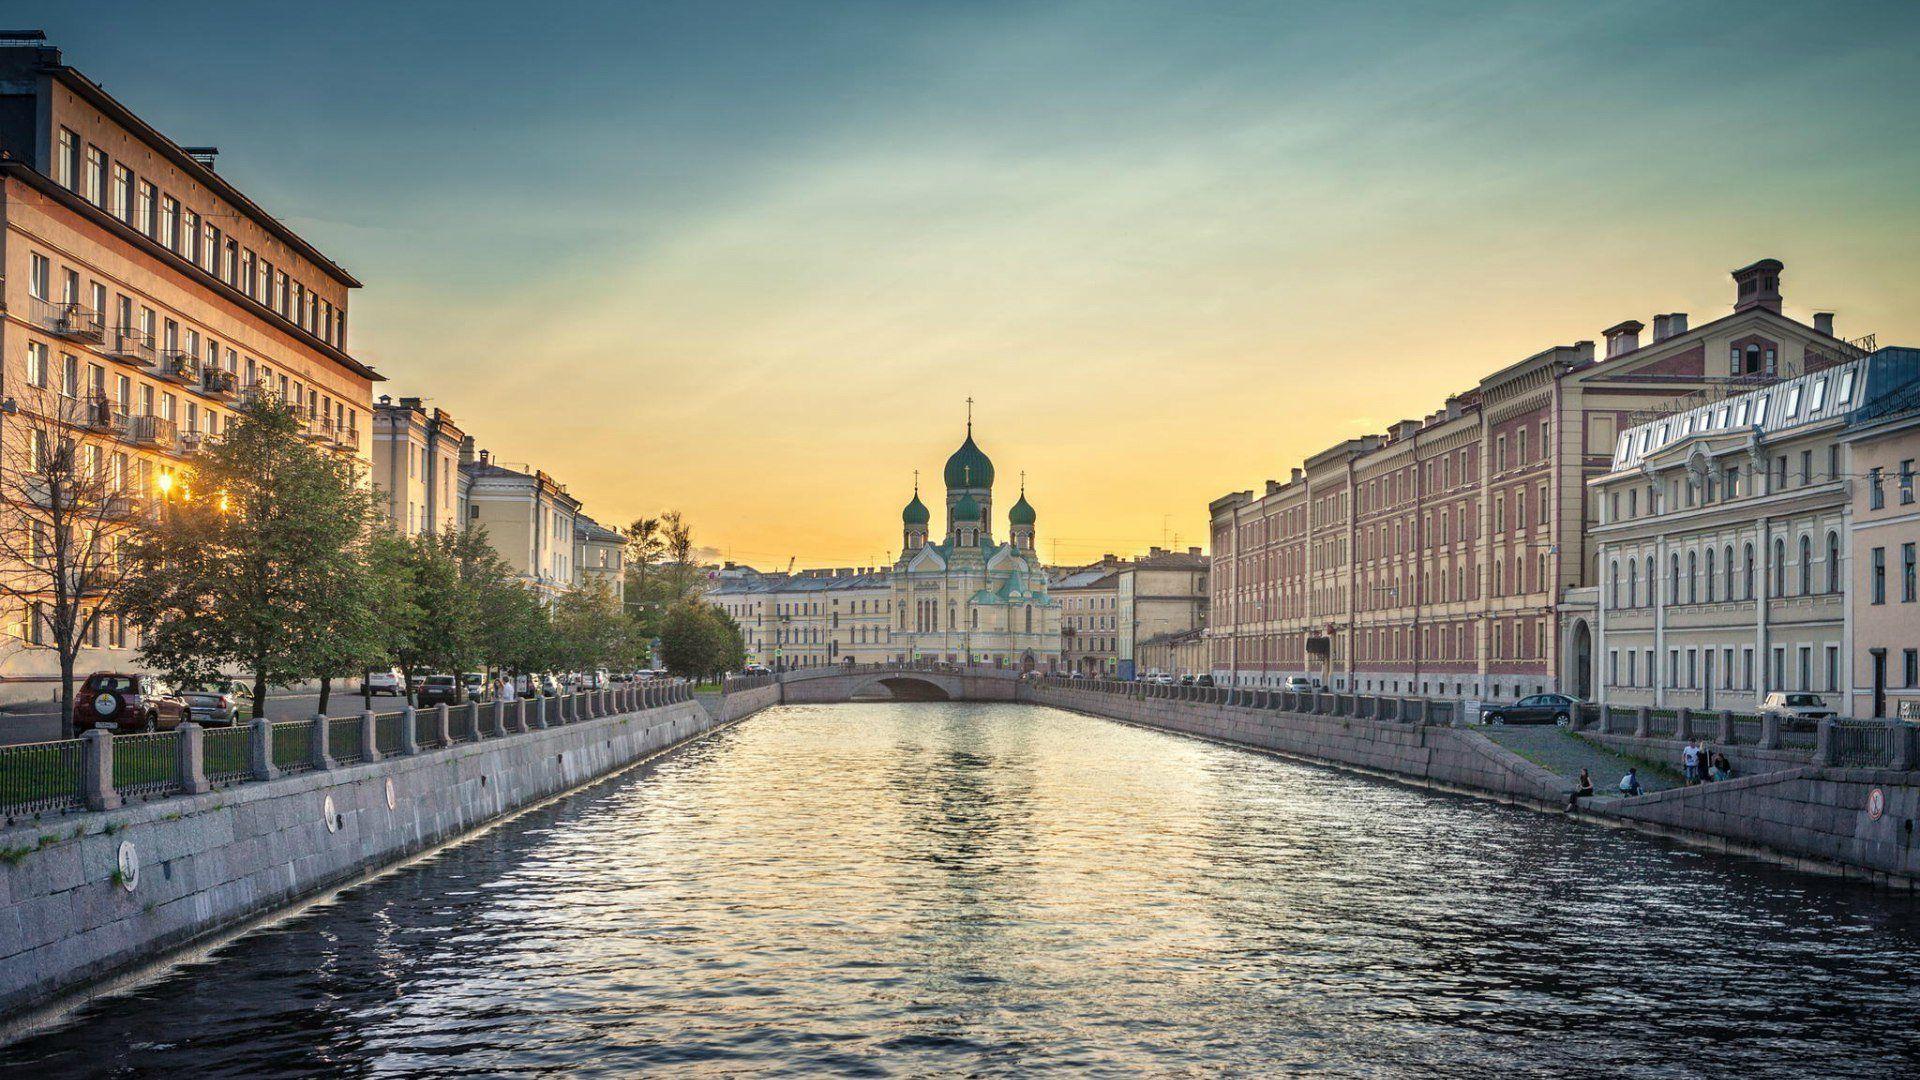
[776, 664, 1025, 704]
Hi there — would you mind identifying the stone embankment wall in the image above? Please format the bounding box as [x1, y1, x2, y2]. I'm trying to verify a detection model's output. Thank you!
[1027, 683, 1920, 889]
[1027, 683, 1570, 806]
[0, 689, 778, 1019]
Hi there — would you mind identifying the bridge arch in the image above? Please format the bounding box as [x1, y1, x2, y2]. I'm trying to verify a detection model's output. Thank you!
[847, 674, 957, 701]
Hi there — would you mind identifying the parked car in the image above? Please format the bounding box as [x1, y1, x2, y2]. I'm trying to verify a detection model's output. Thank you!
[462, 672, 491, 701]
[1282, 676, 1321, 693]
[1195, 674, 1216, 687]
[1482, 693, 1582, 726]
[536, 674, 560, 697]
[1759, 692, 1837, 730]
[74, 673, 190, 734]
[418, 675, 467, 707]
[178, 685, 245, 726]
[362, 670, 405, 697]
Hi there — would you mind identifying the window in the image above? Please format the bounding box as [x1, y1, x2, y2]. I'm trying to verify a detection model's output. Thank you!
[1798, 535, 1812, 595]
[1871, 547, 1885, 605]
[84, 144, 107, 206]
[1870, 466, 1885, 509]
[1826, 531, 1841, 593]
[1905, 543, 1917, 603]
[136, 181, 157, 235]
[56, 127, 80, 189]
[1808, 377, 1827, 412]
[1784, 385, 1801, 417]
[1902, 460, 1915, 505]
[160, 195, 180, 249]
[1772, 537, 1786, 596]
[1704, 548, 1716, 602]
[28, 252, 50, 300]
[25, 341, 48, 389]
[112, 164, 133, 220]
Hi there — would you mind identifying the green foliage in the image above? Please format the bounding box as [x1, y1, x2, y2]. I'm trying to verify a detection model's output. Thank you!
[121, 396, 384, 716]
[658, 601, 743, 681]
[550, 580, 640, 673]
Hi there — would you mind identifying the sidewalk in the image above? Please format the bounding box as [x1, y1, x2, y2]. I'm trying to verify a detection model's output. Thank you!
[1482, 725, 1680, 797]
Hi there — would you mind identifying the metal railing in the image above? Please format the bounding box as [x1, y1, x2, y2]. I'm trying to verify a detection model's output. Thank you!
[271, 720, 315, 775]
[0, 682, 711, 821]
[375, 711, 407, 756]
[201, 725, 253, 785]
[1829, 720, 1895, 767]
[0, 739, 85, 817]
[111, 732, 180, 801]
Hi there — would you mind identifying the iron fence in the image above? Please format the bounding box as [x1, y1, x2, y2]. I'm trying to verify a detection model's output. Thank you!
[111, 732, 180, 801]
[0, 739, 86, 818]
[375, 711, 407, 756]
[415, 708, 443, 750]
[202, 726, 254, 785]
[328, 716, 364, 765]
[272, 720, 315, 774]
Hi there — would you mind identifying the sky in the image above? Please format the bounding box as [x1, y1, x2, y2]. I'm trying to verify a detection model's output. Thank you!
[28, 1, 1920, 567]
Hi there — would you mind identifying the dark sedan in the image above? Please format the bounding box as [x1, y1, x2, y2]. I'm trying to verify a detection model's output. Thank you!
[1482, 693, 1581, 726]
[416, 675, 467, 707]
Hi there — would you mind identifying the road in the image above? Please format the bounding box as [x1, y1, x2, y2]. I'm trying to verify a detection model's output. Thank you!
[0, 689, 422, 746]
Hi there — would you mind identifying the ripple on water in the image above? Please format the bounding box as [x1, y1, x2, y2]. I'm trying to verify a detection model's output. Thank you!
[4, 702, 1918, 1077]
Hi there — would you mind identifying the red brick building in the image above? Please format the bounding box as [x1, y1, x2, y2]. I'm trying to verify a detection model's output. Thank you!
[1208, 259, 1866, 703]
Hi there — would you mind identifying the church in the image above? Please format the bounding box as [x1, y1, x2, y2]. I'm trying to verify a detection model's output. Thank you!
[893, 420, 1062, 670]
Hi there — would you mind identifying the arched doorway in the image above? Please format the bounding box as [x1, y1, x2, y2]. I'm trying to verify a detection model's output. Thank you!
[1565, 619, 1593, 699]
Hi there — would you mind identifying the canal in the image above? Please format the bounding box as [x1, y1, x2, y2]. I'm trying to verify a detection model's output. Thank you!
[5, 702, 1918, 1075]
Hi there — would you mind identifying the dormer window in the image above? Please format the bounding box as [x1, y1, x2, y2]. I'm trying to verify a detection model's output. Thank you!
[1808, 378, 1827, 411]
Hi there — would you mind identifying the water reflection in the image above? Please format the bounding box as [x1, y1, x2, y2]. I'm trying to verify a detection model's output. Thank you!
[5, 702, 1917, 1076]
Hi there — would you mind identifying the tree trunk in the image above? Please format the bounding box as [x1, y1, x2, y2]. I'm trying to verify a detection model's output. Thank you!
[58, 649, 77, 740]
[317, 675, 332, 715]
[252, 668, 269, 720]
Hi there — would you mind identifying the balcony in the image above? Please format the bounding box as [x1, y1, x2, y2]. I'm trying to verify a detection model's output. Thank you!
[31, 298, 107, 344]
[176, 430, 207, 457]
[108, 327, 157, 367]
[153, 350, 200, 384]
[82, 394, 117, 431]
[102, 492, 146, 520]
[198, 367, 239, 400]
[119, 413, 179, 449]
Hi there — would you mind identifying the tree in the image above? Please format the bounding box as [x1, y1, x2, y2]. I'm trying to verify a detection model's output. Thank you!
[550, 580, 636, 673]
[121, 395, 382, 718]
[623, 516, 662, 617]
[661, 510, 698, 603]
[0, 384, 147, 737]
[657, 601, 742, 682]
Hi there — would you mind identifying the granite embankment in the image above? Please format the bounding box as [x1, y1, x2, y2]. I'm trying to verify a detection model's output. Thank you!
[0, 681, 781, 1019]
[1028, 680, 1920, 888]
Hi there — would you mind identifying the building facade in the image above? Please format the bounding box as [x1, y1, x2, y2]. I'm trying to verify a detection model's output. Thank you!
[372, 395, 465, 537]
[0, 33, 374, 702]
[1840, 358, 1920, 718]
[1588, 350, 1917, 712]
[1137, 628, 1208, 678]
[1115, 547, 1208, 679]
[573, 514, 627, 604]
[460, 444, 580, 603]
[894, 425, 1061, 669]
[1208, 258, 1873, 703]
[711, 566, 895, 670]
[712, 422, 1062, 671]
[1052, 564, 1119, 675]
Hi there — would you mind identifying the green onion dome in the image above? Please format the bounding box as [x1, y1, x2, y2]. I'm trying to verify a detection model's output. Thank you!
[952, 493, 982, 521]
[1008, 492, 1035, 526]
[903, 492, 930, 525]
[943, 432, 995, 489]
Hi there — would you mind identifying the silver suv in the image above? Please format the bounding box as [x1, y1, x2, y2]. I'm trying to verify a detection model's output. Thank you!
[1759, 692, 1837, 731]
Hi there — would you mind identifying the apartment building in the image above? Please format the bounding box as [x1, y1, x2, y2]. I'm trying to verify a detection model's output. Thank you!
[1114, 546, 1208, 679]
[1840, 359, 1920, 718]
[574, 515, 627, 604]
[1137, 628, 1208, 678]
[0, 32, 374, 701]
[1208, 258, 1871, 702]
[460, 443, 579, 602]
[372, 395, 465, 537]
[1589, 349, 1918, 712]
[1052, 562, 1121, 675]
[710, 566, 895, 670]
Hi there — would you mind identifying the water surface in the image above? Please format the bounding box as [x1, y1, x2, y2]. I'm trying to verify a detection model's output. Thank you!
[6, 702, 1918, 1076]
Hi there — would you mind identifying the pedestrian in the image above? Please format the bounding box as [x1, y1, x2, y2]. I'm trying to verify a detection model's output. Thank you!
[1618, 768, 1642, 797]
[500, 676, 518, 704]
[1681, 740, 1701, 785]
[1710, 751, 1733, 782]
[1569, 767, 1594, 811]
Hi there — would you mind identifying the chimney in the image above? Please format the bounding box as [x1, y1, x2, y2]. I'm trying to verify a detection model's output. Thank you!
[478, 448, 490, 466]
[182, 146, 219, 170]
[1666, 313, 1687, 338]
[1603, 320, 1645, 358]
[1290, 467, 1304, 483]
[1651, 314, 1668, 341]
[1813, 311, 1835, 337]
[459, 435, 476, 465]
[1731, 258, 1783, 314]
